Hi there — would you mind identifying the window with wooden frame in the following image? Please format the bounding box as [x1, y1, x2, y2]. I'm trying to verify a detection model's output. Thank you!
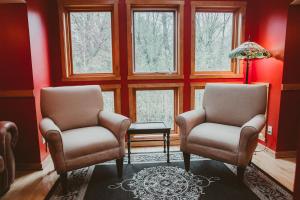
[128, 83, 183, 136]
[58, 0, 120, 81]
[191, 1, 246, 78]
[126, 0, 184, 80]
[101, 84, 121, 113]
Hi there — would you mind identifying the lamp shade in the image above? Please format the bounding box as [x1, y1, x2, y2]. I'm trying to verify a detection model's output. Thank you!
[229, 41, 271, 60]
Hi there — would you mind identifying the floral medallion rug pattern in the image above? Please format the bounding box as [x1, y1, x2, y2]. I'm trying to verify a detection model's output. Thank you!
[46, 151, 293, 200]
[108, 166, 220, 200]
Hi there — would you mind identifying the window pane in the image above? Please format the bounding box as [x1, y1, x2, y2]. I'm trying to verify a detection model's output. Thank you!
[133, 11, 175, 73]
[102, 91, 115, 112]
[194, 89, 204, 109]
[136, 90, 174, 129]
[70, 12, 112, 74]
[195, 12, 233, 71]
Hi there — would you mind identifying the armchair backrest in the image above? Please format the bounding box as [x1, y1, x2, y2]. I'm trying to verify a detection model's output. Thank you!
[41, 85, 103, 131]
[203, 83, 267, 127]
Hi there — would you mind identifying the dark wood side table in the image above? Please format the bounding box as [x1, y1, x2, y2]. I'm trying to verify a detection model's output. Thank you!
[127, 122, 171, 164]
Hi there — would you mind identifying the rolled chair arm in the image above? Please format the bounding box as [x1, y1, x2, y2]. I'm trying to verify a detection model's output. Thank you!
[175, 109, 206, 137]
[40, 118, 62, 144]
[238, 114, 266, 166]
[98, 111, 131, 142]
[40, 118, 66, 172]
[0, 121, 18, 148]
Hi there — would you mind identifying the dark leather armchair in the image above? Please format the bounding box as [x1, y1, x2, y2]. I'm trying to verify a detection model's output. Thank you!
[0, 121, 18, 195]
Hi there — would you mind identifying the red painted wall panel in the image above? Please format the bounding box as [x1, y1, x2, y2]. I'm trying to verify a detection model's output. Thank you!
[27, 0, 52, 161]
[0, 4, 34, 90]
[0, 98, 41, 164]
[247, 0, 291, 151]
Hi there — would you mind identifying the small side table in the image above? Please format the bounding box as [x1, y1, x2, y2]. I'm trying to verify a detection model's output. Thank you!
[127, 122, 171, 164]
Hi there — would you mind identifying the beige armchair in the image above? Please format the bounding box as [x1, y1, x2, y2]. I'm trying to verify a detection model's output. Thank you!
[40, 85, 131, 191]
[176, 83, 267, 180]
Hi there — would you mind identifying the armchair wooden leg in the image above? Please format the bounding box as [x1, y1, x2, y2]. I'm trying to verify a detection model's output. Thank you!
[60, 172, 68, 194]
[116, 158, 124, 179]
[237, 166, 246, 182]
[183, 152, 190, 171]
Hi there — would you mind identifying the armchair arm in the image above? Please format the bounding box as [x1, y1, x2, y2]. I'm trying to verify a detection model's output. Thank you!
[238, 114, 266, 165]
[175, 109, 206, 137]
[0, 121, 18, 148]
[98, 111, 131, 142]
[40, 118, 66, 172]
[40, 118, 62, 144]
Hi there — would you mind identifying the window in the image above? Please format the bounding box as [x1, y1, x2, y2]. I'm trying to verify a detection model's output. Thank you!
[136, 90, 174, 128]
[58, 0, 120, 81]
[126, 0, 184, 79]
[195, 12, 233, 72]
[194, 89, 205, 109]
[133, 11, 175, 73]
[191, 1, 246, 78]
[101, 85, 121, 113]
[70, 12, 112, 74]
[129, 83, 183, 133]
[102, 91, 115, 112]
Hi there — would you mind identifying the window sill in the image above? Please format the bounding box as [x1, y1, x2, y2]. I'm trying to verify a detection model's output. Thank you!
[62, 74, 121, 82]
[190, 73, 243, 79]
[128, 74, 184, 80]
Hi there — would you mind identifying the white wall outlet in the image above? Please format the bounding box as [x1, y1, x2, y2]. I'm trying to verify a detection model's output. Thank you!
[267, 125, 273, 135]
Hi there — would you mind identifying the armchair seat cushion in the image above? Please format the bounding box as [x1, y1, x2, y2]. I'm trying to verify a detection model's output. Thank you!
[187, 123, 241, 153]
[62, 126, 119, 159]
[0, 156, 3, 172]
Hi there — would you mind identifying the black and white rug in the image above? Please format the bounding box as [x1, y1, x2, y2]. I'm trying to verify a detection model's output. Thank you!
[45, 152, 293, 200]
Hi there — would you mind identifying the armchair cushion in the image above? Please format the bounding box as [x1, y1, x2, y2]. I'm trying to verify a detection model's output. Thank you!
[203, 83, 267, 127]
[62, 126, 119, 160]
[187, 123, 241, 153]
[41, 85, 103, 131]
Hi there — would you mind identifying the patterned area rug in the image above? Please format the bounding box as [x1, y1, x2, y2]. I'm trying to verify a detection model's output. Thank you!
[45, 151, 293, 200]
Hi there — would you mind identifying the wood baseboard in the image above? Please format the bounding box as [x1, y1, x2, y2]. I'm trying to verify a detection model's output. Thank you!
[257, 143, 297, 158]
[275, 151, 297, 158]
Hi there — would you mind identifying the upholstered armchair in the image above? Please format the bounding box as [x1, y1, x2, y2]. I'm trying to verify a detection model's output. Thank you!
[40, 85, 131, 191]
[0, 121, 18, 196]
[176, 83, 267, 180]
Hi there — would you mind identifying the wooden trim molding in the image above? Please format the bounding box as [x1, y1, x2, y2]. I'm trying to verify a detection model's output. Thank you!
[57, 0, 120, 81]
[281, 83, 300, 91]
[0, 0, 26, 3]
[190, 1, 246, 78]
[126, 0, 184, 80]
[0, 90, 34, 98]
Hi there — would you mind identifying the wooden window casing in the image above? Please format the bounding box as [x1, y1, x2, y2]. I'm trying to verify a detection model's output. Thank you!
[126, 0, 184, 80]
[191, 1, 246, 79]
[58, 0, 120, 81]
[101, 84, 122, 114]
[128, 83, 183, 136]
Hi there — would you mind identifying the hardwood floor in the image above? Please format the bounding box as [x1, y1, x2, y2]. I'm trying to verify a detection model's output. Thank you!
[252, 144, 296, 191]
[1, 145, 296, 200]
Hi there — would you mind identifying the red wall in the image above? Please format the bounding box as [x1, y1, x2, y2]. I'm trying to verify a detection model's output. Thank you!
[277, 4, 300, 152]
[0, 1, 52, 167]
[247, 0, 292, 151]
[27, 0, 52, 161]
[0, 3, 41, 165]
